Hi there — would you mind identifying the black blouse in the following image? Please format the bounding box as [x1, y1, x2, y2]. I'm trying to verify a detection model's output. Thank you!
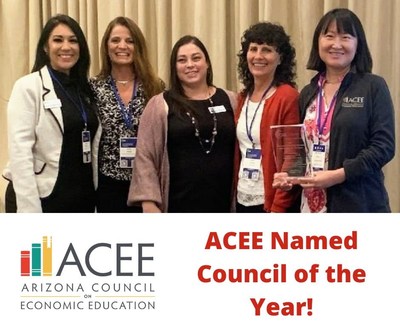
[41, 69, 98, 212]
[166, 88, 235, 213]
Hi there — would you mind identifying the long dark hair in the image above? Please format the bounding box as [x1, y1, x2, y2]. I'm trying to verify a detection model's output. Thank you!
[32, 14, 92, 98]
[167, 35, 213, 115]
[307, 8, 372, 73]
[237, 21, 297, 96]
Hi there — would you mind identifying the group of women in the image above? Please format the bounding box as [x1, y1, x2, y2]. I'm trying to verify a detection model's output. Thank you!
[3, 8, 395, 213]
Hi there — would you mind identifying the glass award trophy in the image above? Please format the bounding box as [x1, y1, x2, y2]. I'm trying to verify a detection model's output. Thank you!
[270, 124, 307, 177]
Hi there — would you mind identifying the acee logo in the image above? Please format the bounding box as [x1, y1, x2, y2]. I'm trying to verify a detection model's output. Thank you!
[55, 243, 155, 277]
[343, 96, 364, 103]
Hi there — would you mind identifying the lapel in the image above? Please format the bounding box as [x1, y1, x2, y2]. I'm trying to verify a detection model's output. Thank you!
[40, 66, 64, 132]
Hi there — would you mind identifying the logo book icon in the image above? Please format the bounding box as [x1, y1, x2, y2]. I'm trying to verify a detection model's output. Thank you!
[21, 236, 52, 276]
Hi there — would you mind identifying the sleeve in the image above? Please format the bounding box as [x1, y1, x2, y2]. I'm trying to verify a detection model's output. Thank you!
[8, 76, 43, 212]
[343, 77, 396, 181]
[224, 89, 238, 112]
[128, 93, 167, 209]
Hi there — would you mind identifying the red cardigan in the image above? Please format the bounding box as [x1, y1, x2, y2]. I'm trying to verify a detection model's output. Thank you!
[234, 84, 300, 213]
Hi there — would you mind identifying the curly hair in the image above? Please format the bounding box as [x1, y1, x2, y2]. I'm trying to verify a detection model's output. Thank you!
[237, 22, 297, 95]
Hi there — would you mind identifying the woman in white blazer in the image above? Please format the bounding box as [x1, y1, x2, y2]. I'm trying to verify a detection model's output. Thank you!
[4, 14, 100, 213]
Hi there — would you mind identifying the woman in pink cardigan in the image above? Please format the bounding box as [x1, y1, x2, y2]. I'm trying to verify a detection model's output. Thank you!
[128, 35, 237, 213]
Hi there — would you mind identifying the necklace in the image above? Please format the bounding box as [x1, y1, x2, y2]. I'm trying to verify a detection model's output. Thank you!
[114, 78, 134, 85]
[325, 73, 346, 85]
[325, 80, 341, 84]
[186, 91, 217, 154]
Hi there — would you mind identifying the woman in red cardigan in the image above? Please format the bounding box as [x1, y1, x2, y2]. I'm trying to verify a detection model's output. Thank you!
[234, 22, 300, 213]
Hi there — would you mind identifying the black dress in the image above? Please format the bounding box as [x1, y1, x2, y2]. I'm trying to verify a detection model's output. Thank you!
[166, 88, 235, 213]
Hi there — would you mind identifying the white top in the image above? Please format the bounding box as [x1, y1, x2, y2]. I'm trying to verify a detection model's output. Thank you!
[236, 98, 265, 206]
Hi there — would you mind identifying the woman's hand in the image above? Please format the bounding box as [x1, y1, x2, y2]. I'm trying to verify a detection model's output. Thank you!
[272, 172, 294, 191]
[142, 201, 162, 213]
[295, 168, 346, 189]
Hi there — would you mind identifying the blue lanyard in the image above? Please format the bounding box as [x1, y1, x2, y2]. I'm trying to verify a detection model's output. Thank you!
[245, 83, 274, 147]
[49, 69, 88, 129]
[316, 76, 338, 141]
[110, 77, 138, 130]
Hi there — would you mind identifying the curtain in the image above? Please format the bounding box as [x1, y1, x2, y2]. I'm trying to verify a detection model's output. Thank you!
[0, 0, 399, 211]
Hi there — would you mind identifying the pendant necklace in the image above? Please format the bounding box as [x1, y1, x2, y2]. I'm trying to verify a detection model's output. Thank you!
[186, 90, 217, 154]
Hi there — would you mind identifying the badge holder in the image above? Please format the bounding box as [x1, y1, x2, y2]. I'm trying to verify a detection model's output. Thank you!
[82, 130, 91, 164]
[241, 148, 262, 181]
[311, 144, 326, 171]
[120, 137, 137, 168]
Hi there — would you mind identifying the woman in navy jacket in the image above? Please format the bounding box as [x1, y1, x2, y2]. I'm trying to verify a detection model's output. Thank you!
[273, 8, 395, 212]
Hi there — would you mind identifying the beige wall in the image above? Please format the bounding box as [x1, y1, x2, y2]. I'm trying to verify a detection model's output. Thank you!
[0, 92, 9, 212]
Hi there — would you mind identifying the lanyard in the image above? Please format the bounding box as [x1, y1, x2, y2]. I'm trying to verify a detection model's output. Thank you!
[316, 76, 338, 142]
[110, 77, 138, 130]
[245, 82, 274, 147]
[49, 69, 88, 129]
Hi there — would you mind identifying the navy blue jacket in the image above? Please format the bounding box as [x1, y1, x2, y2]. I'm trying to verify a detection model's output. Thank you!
[299, 71, 395, 212]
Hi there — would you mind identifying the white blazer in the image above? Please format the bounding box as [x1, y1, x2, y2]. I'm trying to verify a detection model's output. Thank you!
[5, 66, 100, 212]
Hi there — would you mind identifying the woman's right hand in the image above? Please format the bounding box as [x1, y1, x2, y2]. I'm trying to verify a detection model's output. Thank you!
[272, 172, 294, 191]
[142, 201, 162, 213]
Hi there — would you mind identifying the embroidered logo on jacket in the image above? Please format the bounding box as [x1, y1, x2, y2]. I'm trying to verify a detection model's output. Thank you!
[342, 96, 364, 108]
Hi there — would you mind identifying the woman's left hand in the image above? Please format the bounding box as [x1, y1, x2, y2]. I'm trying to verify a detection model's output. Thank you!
[294, 168, 346, 189]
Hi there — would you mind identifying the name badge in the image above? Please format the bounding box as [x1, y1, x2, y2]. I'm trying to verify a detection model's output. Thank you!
[241, 148, 262, 180]
[120, 137, 137, 168]
[208, 105, 226, 113]
[82, 130, 91, 164]
[312, 144, 325, 170]
[43, 99, 62, 109]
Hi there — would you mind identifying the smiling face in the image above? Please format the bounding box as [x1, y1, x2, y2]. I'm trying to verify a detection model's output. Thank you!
[318, 20, 357, 73]
[246, 42, 281, 82]
[176, 42, 209, 88]
[46, 23, 80, 74]
[107, 24, 134, 66]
